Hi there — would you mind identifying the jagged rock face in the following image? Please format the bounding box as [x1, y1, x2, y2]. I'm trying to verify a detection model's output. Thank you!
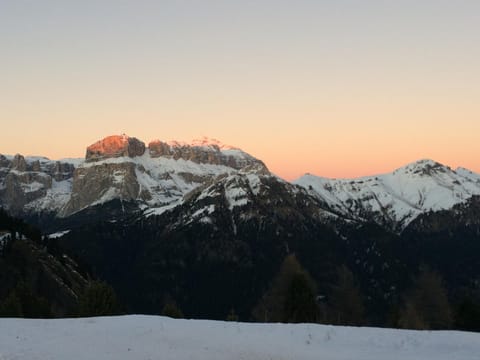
[60, 162, 143, 217]
[50, 162, 76, 181]
[86, 135, 146, 162]
[31, 160, 41, 172]
[0, 155, 76, 215]
[3, 172, 52, 213]
[148, 139, 266, 170]
[0, 155, 10, 168]
[11, 154, 27, 172]
[1, 135, 272, 217]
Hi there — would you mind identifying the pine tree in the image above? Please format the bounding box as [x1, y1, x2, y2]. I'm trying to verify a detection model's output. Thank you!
[399, 268, 452, 330]
[283, 272, 319, 323]
[398, 300, 427, 330]
[0, 291, 23, 317]
[78, 280, 120, 317]
[226, 308, 239, 322]
[455, 296, 480, 331]
[328, 265, 365, 326]
[162, 301, 184, 319]
[0, 282, 51, 318]
[252, 254, 319, 323]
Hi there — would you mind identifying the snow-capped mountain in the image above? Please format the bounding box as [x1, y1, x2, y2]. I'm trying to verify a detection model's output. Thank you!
[155, 166, 338, 233]
[294, 159, 480, 231]
[2, 136, 480, 234]
[4, 137, 480, 323]
[0, 135, 268, 218]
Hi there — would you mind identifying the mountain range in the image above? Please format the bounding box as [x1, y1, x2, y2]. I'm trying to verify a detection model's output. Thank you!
[1, 134, 480, 323]
[1, 134, 479, 232]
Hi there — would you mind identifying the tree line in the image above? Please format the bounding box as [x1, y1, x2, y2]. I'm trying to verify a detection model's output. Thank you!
[1, 207, 480, 330]
[250, 254, 480, 331]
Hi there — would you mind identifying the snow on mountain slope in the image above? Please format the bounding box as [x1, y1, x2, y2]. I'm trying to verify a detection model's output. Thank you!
[0, 154, 79, 214]
[70, 152, 243, 212]
[152, 164, 339, 234]
[456, 167, 480, 184]
[4, 136, 480, 232]
[294, 159, 480, 231]
[144, 167, 270, 223]
[0, 135, 268, 217]
[59, 135, 269, 216]
[1, 315, 479, 360]
[168, 136, 236, 150]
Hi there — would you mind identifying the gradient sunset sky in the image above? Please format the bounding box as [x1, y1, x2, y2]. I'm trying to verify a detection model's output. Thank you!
[1, 1, 479, 180]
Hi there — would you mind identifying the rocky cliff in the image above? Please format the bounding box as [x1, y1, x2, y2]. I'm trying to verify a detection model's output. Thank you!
[86, 134, 146, 161]
[0, 154, 76, 215]
[148, 137, 265, 170]
[1, 135, 270, 217]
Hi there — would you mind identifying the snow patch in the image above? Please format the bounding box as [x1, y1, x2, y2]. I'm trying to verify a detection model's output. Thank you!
[224, 180, 249, 211]
[144, 201, 183, 217]
[48, 230, 71, 239]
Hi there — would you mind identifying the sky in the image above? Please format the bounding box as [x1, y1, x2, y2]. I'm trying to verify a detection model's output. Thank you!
[1, 0, 479, 180]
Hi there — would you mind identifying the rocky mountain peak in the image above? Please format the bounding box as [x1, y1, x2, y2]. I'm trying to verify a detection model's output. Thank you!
[394, 159, 451, 177]
[148, 138, 266, 170]
[295, 159, 480, 232]
[86, 134, 146, 162]
[11, 154, 27, 172]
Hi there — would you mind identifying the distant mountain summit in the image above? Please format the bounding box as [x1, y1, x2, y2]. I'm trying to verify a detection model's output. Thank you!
[86, 134, 146, 161]
[294, 159, 480, 231]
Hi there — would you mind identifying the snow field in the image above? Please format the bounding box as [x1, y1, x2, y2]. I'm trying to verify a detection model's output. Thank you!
[1, 315, 479, 360]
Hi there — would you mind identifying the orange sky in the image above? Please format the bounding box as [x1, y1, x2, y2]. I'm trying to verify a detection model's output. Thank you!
[1, 1, 479, 180]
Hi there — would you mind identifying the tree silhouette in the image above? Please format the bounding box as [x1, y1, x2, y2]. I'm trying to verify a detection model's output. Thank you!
[328, 265, 365, 326]
[78, 280, 120, 317]
[283, 272, 319, 323]
[399, 267, 452, 330]
[162, 300, 184, 319]
[252, 254, 319, 323]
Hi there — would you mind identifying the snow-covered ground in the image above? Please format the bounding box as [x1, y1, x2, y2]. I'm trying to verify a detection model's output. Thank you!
[1, 316, 479, 360]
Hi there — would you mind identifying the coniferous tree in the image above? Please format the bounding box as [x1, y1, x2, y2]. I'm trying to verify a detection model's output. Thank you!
[398, 268, 452, 330]
[455, 296, 480, 331]
[226, 308, 239, 321]
[162, 301, 184, 319]
[283, 272, 319, 323]
[252, 254, 319, 323]
[328, 265, 365, 326]
[78, 280, 120, 317]
[0, 291, 23, 317]
[0, 282, 51, 318]
[398, 300, 427, 330]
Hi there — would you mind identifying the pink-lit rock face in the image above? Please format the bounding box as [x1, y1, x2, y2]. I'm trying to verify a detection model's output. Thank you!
[147, 139, 266, 170]
[86, 135, 145, 162]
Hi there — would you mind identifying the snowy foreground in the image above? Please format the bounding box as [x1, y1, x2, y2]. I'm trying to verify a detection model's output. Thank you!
[1, 316, 479, 360]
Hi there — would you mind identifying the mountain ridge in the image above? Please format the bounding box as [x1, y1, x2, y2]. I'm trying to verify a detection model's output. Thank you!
[294, 158, 480, 231]
[1, 135, 479, 233]
[2, 136, 480, 323]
